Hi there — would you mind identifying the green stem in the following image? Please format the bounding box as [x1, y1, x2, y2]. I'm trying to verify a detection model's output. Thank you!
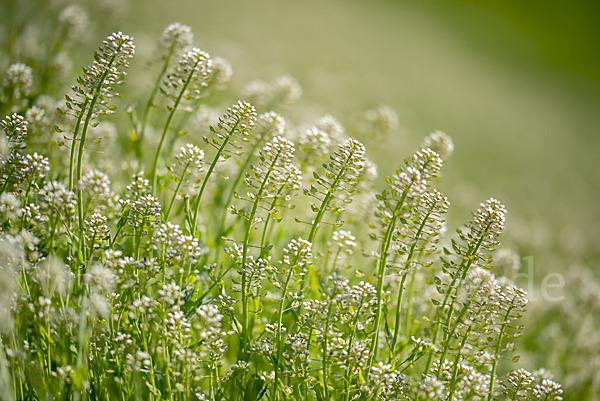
[447, 324, 474, 400]
[134, 215, 147, 261]
[239, 153, 280, 353]
[0, 168, 14, 195]
[435, 301, 470, 379]
[150, 55, 203, 196]
[68, 97, 89, 191]
[488, 304, 515, 401]
[190, 120, 240, 236]
[403, 265, 418, 341]
[343, 304, 364, 401]
[217, 136, 265, 236]
[367, 189, 409, 369]
[321, 299, 334, 400]
[165, 162, 189, 221]
[271, 267, 295, 401]
[138, 44, 177, 167]
[390, 274, 408, 359]
[423, 221, 491, 375]
[76, 54, 119, 261]
[390, 211, 431, 359]
[447, 302, 487, 399]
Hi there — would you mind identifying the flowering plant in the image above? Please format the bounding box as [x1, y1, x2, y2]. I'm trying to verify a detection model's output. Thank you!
[0, 10, 564, 401]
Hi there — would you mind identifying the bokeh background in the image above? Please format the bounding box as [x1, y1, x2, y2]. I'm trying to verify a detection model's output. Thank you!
[119, 0, 600, 250]
[2, 0, 600, 398]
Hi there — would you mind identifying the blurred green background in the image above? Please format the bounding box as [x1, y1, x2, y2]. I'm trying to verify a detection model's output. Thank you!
[119, 0, 600, 263]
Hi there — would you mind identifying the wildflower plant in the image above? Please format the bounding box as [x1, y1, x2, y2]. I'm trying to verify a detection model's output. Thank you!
[0, 14, 566, 401]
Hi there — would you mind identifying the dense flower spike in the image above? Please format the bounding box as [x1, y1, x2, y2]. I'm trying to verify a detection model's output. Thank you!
[299, 126, 331, 156]
[1, 113, 28, 149]
[174, 143, 204, 171]
[217, 100, 257, 139]
[304, 138, 366, 246]
[190, 101, 257, 232]
[67, 32, 134, 119]
[163, 48, 211, 101]
[208, 57, 233, 91]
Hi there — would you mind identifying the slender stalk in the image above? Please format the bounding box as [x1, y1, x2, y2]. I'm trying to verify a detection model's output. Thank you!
[134, 215, 147, 260]
[488, 303, 515, 400]
[423, 221, 491, 375]
[447, 324, 474, 400]
[239, 153, 280, 352]
[150, 55, 202, 196]
[367, 189, 408, 368]
[271, 266, 295, 401]
[190, 120, 240, 236]
[137, 43, 178, 167]
[343, 304, 364, 401]
[436, 303, 470, 381]
[321, 298, 334, 400]
[164, 162, 189, 221]
[390, 211, 431, 358]
[68, 97, 89, 191]
[76, 54, 119, 261]
[0, 168, 14, 196]
[217, 137, 264, 236]
[403, 266, 418, 340]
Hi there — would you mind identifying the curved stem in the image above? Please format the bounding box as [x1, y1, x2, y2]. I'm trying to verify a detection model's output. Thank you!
[217, 137, 265, 236]
[191, 120, 240, 236]
[76, 54, 119, 261]
[137, 44, 177, 167]
[150, 56, 202, 196]
[240, 153, 280, 352]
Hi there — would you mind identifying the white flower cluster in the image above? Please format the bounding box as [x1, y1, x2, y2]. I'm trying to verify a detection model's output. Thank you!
[68, 32, 134, 117]
[163, 48, 212, 101]
[174, 143, 204, 172]
[282, 238, 313, 269]
[390, 148, 443, 198]
[152, 222, 202, 265]
[1, 113, 28, 148]
[217, 100, 258, 139]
